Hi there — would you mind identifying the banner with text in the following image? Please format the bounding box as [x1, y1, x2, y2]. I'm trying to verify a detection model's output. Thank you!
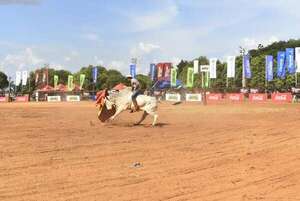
[130, 64, 136, 78]
[243, 55, 251, 78]
[266, 55, 273, 81]
[67, 75, 74, 91]
[15, 71, 21, 86]
[22, 71, 28, 86]
[193, 60, 199, 74]
[227, 56, 235, 78]
[277, 51, 286, 79]
[54, 75, 59, 89]
[80, 74, 85, 89]
[170, 68, 177, 87]
[286, 48, 295, 74]
[296, 47, 300, 73]
[186, 68, 194, 87]
[150, 63, 156, 81]
[209, 58, 217, 79]
[92, 67, 98, 83]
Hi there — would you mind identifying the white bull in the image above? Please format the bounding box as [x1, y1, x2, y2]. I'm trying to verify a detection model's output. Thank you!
[104, 87, 158, 126]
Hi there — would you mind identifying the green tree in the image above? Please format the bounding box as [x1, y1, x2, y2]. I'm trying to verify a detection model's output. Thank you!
[136, 74, 152, 90]
[0, 71, 9, 90]
[105, 69, 126, 89]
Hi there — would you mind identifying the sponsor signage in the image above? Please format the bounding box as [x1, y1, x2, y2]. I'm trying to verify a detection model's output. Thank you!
[16, 95, 29, 102]
[271, 93, 292, 103]
[200, 65, 210, 72]
[207, 93, 223, 102]
[226, 93, 244, 102]
[186, 94, 202, 102]
[47, 96, 61, 102]
[249, 94, 267, 103]
[166, 93, 181, 102]
[66, 95, 80, 102]
[0, 97, 8, 102]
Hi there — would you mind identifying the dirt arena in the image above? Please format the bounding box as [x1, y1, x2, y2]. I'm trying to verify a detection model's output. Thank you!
[0, 101, 299, 201]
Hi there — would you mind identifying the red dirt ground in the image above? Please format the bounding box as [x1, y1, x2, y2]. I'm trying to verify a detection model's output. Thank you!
[0, 102, 299, 201]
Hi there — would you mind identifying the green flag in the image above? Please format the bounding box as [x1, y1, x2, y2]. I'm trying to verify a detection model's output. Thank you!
[54, 75, 59, 89]
[67, 75, 74, 91]
[170, 68, 177, 87]
[79, 74, 85, 90]
[205, 72, 210, 88]
[186, 67, 194, 88]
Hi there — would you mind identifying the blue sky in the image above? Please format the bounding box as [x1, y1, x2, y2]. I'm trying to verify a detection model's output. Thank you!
[1, 0, 300, 77]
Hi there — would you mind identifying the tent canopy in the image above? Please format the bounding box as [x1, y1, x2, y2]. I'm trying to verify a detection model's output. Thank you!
[113, 83, 127, 91]
[38, 85, 54, 92]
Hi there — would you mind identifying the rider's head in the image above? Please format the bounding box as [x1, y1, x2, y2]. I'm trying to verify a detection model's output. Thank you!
[126, 75, 133, 80]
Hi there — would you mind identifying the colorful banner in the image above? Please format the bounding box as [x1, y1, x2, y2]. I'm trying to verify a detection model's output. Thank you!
[193, 60, 199, 74]
[35, 71, 39, 84]
[207, 93, 223, 102]
[15, 71, 21, 86]
[22, 71, 28, 86]
[80, 74, 85, 90]
[156, 63, 164, 80]
[16, 95, 29, 102]
[42, 69, 47, 83]
[150, 63, 156, 81]
[296, 47, 300, 73]
[266, 55, 273, 81]
[170, 68, 177, 87]
[209, 58, 217, 79]
[243, 55, 251, 78]
[186, 67, 194, 87]
[227, 56, 235, 78]
[277, 51, 286, 79]
[130, 64, 136, 78]
[54, 75, 59, 89]
[271, 93, 292, 103]
[67, 75, 74, 91]
[286, 48, 295, 74]
[205, 72, 210, 88]
[92, 67, 98, 83]
[226, 93, 244, 102]
[249, 94, 267, 103]
[164, 63, 172, 80]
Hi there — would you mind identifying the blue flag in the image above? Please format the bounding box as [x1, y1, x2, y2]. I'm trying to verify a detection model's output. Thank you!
[92, 67, 98, 83]
[286, 48, 295, 74]
[243, 55, 251, 78]
[150, 63, 156, 81]
[277, 51, 286, 78]
[266, 55, 273, 81]
[130, 64, 136, 78]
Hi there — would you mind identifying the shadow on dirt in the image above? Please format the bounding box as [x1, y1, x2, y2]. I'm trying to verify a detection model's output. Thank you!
[105, 122, 169, 128]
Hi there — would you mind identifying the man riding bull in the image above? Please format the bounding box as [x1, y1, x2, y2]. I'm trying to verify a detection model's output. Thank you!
[126, 75, 141, 112]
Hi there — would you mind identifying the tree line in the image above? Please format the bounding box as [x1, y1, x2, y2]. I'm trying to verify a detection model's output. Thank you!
[1, 39, 300, 93]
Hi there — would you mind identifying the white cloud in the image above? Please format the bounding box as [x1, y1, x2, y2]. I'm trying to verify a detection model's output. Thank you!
[70, 50, 79, 57]
[109, 60, 125, 70]
[0, 0, 40, 5]
[130, 42, 160, 57]
[64, 57, 71, 62]
[81, 33, 101, 42]
[49, 63, 64, 70]
[131, 3, 178, 31]
[0, 47, 44, 71]
[241, 36, 280, 51]
[94, 56, 104, 65]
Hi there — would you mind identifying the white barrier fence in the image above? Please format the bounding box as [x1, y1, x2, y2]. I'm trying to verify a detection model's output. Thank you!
[166, 93, 181, 102]
[47, 96, 61, 102]
[66, 95, 80, 102]
[186, 94, 202, 102]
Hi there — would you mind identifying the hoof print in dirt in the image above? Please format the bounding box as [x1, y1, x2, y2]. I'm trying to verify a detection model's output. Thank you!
[132, 162, 142, 168]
